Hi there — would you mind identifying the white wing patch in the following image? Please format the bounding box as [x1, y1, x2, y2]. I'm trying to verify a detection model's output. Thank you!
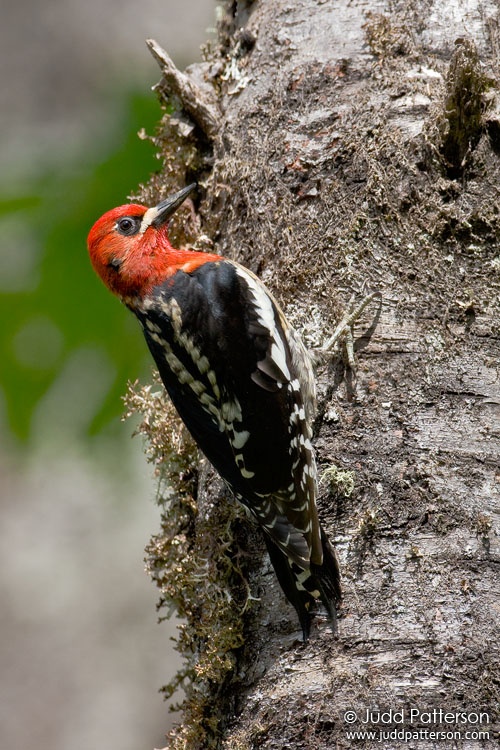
[234, 265, 292, 385]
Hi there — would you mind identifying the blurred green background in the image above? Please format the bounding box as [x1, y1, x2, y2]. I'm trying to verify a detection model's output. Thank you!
[0, 3, 215, 749]
[0, 91, 158, 450]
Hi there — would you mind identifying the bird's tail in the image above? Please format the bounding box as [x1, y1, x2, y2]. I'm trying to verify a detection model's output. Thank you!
[264, 527, 341, 641]
[310, 526, 342, 629]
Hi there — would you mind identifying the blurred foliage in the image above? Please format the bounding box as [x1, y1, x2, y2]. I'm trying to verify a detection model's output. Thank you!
[0, 91, 161, 446]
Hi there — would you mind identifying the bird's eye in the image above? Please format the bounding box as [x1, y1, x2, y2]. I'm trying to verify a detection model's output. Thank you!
[116, 216, 141, 236]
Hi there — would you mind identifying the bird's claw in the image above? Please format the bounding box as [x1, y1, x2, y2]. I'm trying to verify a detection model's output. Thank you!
[311, 291, 382, 396]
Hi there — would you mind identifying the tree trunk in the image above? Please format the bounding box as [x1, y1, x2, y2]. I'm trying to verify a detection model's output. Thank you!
[138, 1, 500, 747]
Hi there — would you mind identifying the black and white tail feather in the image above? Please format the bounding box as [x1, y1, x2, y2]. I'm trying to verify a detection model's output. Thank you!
[135, 257, 341, 640]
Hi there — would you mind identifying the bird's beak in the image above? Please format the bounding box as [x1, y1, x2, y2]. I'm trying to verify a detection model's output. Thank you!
[149, 183, 197, 228]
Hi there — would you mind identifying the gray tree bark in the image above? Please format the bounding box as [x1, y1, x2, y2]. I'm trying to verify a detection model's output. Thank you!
[136, 1, 500, 748]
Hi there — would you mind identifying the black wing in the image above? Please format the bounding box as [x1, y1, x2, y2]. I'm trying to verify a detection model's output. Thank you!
[135, 259, 320, 567]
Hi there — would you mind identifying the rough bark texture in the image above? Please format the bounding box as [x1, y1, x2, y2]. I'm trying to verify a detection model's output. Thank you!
[138, 1, 500, 748]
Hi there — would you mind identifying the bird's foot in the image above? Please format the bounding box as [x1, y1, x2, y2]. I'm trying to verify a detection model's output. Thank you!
[314, 291, 382, 370]
[311, 291, 382, 396]
[320, 291, 382, 364]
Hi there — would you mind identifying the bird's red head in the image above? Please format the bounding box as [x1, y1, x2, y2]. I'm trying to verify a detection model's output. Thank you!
[87, 184, 220, 301]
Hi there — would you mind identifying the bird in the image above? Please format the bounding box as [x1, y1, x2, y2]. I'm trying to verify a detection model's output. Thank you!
[87, 183, 341, 640]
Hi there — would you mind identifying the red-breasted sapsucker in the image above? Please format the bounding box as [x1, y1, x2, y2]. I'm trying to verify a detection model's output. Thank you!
[87, 184, 341, 640]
